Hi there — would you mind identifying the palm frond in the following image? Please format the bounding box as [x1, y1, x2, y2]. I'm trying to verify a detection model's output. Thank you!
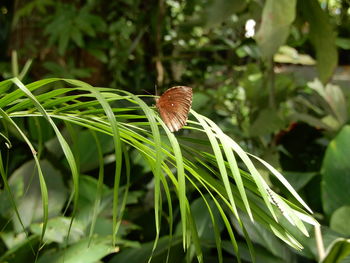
[0, 78, 318, 262]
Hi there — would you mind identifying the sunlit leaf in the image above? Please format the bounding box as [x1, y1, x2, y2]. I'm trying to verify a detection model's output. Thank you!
[256, 0, 296, 58]
[298, 0, 338, 83]
[321, 126, 350, 216]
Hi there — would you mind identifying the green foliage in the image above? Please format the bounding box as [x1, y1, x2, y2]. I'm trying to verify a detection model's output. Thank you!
[298, 0, 338, 83]
[330, 206, 350, 236]
[43, 59, 93, 78]
[321, 238, 350, 263]
[0, 78, 315, 262]
[1, 0, 350, 262]
[202, 0, 248, 28]
[321, 126, 350, 217]
[44, 4, 106, 55]
[255, 0, 296, 59]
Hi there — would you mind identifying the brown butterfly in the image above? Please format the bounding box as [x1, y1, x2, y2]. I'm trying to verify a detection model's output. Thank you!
[156, 86, 192, 132]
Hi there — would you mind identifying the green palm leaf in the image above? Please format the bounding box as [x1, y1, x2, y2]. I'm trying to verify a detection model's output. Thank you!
[0, 77, 318, 262]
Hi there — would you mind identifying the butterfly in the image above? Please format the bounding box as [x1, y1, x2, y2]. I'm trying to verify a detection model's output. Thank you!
[156, 86, 192, 132]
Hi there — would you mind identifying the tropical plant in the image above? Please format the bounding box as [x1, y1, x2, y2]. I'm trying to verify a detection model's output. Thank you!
[0, 77, 317, 262]
[2, 0, 350, 262]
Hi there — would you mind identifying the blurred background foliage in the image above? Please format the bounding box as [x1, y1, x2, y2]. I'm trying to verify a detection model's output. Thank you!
[1, 0, 350, 262]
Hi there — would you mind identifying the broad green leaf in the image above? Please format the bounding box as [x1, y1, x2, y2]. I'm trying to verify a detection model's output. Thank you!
[321, 126, 350, 216]
[0, 235, 39, 263]
[30, 216, 85, 244]
[330, 206, 350, 236]
[74, 176, 111, 227]
[274, 46, 315, 65]
[322, 238, 350, 263]
[204, 0, 247, 28]
[255, 0, 296, 58]
[37, 237, 117, 263]
[282, 171, 317, 192]
[308, 79, 347, 129]
[108, 236, 184, 263]
[336, 38, 350, 50]
[9, 160, 67, 230]
[249, 108, 284, 137]
[187, 196, 223, 241]
[75, 130, 114, 172]
[298, 0, 338, 83]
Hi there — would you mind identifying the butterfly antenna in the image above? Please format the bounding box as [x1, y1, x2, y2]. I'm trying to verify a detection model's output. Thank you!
[142, 89, 152, 95]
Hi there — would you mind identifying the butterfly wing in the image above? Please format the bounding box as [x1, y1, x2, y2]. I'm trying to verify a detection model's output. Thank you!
[156, 86, 192, 132]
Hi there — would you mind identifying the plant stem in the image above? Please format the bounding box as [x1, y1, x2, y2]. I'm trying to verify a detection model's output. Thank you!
[268, 57, 275, 109]
[315, 224, 325, 261]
